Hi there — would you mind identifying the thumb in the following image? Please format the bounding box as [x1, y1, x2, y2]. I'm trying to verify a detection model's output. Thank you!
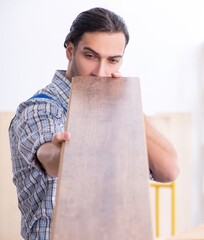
[52, 131, 71, 145]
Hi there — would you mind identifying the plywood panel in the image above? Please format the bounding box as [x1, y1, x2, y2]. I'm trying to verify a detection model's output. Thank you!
[0, 112, 22, 240]
[51, 77, 153, 240]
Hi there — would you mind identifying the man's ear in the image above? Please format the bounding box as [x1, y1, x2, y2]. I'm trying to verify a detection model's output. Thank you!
[66, 42, 74, 60]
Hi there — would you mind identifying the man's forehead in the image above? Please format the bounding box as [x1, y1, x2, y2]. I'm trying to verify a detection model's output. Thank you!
[78, 32, 126, 56]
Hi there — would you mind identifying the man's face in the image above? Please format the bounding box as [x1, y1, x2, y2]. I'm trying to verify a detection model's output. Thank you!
[66, 32, 126, 79]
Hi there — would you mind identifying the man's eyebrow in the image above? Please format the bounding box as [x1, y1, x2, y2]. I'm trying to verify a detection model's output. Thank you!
[83, 47, 123, 58]
[83, 47, 100, 56]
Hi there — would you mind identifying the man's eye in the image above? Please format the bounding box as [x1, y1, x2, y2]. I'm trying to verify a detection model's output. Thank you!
[109, 59, 119, 64]
[85, 54, 96, 59]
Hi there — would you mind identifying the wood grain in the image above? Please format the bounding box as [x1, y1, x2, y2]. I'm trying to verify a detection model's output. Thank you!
[51, 76, 153, 240]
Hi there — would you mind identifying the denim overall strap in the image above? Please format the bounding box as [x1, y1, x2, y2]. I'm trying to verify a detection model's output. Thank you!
[30, 93, 67, 112]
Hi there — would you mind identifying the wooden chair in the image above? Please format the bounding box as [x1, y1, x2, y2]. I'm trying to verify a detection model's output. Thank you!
[150, 181, 176, 237]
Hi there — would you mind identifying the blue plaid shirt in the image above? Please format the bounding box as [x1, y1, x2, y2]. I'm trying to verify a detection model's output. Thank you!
[9, 70, 71, 240]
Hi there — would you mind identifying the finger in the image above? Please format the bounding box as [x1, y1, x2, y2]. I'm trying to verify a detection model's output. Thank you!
[63, 131, 71, 140]
[52, 131, 71, 145]
[111, 72, 122, 78]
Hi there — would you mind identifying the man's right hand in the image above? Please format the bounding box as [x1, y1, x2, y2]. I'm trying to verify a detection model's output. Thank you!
[37, 131, 71, 177]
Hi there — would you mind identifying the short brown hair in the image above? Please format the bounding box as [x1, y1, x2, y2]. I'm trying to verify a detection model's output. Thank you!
[64, 7, 129, 48]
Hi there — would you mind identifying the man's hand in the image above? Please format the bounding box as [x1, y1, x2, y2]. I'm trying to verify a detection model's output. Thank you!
[52, 132, 71, 148]
[37, 131, 71, 177]
[111, 72, 122, 78]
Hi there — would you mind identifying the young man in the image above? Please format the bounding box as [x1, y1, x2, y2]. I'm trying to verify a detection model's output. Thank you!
[9, 7, 179, 240]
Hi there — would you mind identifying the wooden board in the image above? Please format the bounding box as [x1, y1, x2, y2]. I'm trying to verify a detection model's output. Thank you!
[51, 76, 153, 240]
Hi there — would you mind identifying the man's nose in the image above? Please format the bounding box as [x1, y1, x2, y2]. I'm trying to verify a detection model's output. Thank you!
[92, 61, 109, 77]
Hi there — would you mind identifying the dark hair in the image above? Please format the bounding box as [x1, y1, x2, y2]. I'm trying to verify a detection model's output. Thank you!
[64, 7, 129, 48]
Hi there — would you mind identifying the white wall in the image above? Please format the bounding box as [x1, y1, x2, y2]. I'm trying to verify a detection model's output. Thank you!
[1, 0, 204, 230]
[1, 0, 204, 113]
